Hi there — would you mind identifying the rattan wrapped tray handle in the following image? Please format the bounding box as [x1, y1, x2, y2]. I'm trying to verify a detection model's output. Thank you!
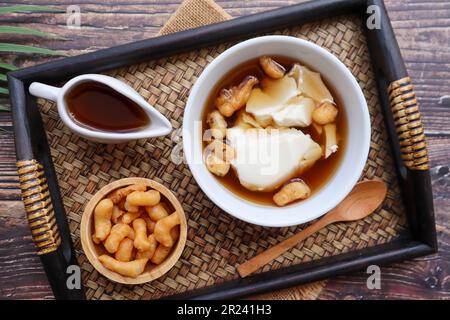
[16, 159, 85, 299]
[17, 159, 61, 255]
[388, 77, 429, 170]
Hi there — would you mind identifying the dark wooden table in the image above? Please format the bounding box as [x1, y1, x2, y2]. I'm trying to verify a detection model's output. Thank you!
[0, 0, 449, 300]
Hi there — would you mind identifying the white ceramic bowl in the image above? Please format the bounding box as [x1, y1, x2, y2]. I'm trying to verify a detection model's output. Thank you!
[183, 36, 370, 227]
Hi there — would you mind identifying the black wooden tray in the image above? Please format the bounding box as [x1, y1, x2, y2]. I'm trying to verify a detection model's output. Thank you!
[8, 0, 437, 300]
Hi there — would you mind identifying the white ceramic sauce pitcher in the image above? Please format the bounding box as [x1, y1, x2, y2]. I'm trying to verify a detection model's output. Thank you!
[29, 74, 172, 144]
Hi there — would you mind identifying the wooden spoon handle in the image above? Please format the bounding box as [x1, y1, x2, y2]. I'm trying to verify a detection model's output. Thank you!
[237, 215, 334, 278]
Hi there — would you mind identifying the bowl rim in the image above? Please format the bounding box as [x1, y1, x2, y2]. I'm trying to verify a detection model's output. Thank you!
[80, 177, 187, 285]
[183, 35, 371, 227]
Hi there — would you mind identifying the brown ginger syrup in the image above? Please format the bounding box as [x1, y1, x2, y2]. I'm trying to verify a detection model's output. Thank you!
[65, 81, 150, 133]
[202, 56, 347, 206]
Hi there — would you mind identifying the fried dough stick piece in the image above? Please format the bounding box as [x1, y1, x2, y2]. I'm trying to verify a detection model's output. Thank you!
[273, 179, 311, 206]
[108, 184, 147, 204]
[98, 255, 148, 278]
[259, 56, 285, 79]
[93, 199, 113, 242]
[216, 76, 259, 117]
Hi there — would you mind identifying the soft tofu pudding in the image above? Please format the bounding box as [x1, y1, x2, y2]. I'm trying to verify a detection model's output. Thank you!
[202, 56, 346, 207]
[226, 128, 322, 192]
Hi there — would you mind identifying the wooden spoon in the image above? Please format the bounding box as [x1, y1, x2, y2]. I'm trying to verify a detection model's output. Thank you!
[237, 180, 387, 278]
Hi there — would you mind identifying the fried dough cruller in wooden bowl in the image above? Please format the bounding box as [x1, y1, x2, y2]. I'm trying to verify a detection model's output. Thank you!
[80, 177, 187, 284]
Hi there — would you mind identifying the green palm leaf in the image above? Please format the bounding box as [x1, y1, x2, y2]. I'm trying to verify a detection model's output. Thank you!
[0, 104, 10, 111]
[0, 26, 65, 39]
[0, 6, 64, 14]
[0, 61, 17, 71]
[0, 43, 66, 56]
[0, 5, 67, 111]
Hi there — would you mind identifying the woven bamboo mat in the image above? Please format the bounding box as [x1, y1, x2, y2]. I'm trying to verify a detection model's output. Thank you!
[36, 0, 407, 300]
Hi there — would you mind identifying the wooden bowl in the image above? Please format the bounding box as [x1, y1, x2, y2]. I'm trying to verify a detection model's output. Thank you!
[80, 177, 187, 285]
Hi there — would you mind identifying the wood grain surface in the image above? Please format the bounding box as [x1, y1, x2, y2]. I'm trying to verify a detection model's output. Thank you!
[0, 0, 449, 300]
